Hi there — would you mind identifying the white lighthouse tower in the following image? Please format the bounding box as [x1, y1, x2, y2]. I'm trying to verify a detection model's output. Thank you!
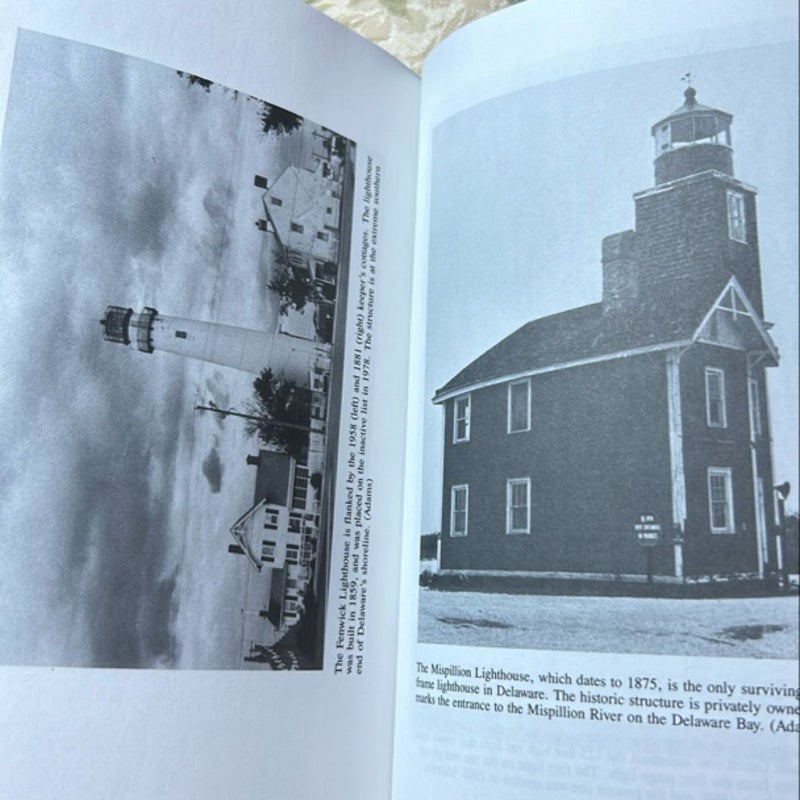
[99, 305, 323, 382]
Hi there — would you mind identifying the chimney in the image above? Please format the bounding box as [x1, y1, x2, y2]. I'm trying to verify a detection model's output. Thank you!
[602, 230, 638, 314]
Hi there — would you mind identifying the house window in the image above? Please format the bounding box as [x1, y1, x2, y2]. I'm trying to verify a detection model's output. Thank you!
[175, 330, 187, 339]
[748, 378, 762, 439]
[727, 191, 746, 243]
[508, 379, 531, 433]
[288, 513, 302, 534]
[270, 197, 283, 207]
[705, 367, 727, 428]
[708, 468, 735, 533]
[261, 541, 276, 563]
[290, 222, 304, 234]
[450, 485, 468, 537]
[310, 369, 328, 392]
[506, 478, 531, 534]
[292, 466, 309, 510]
[316, 231, 329, 241]
[286, 543, 300, 565]
[263, 510, 279, 530]
[453, 395, 471, 443]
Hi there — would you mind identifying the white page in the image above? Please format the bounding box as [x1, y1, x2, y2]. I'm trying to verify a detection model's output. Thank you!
[396, 1, 798, 797]
[0, 0, 418, 796]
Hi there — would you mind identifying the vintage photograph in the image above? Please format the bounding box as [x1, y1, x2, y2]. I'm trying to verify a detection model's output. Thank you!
[418, 44, 799, 658]
[0, 32, 356, 669]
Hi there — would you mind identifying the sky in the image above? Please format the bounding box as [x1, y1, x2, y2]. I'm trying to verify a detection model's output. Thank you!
[422, 41, 799, 531]
[0, 31, 327, 668]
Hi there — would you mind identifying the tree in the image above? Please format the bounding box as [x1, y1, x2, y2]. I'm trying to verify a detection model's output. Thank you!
[259, 102, 303, 136]
[176, 70, 213, 92]
[246, 368, 311, 459]
[269, 265, 316, 315]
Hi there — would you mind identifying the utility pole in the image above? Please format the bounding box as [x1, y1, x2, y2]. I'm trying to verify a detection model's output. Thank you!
[195, 404, 316, 434]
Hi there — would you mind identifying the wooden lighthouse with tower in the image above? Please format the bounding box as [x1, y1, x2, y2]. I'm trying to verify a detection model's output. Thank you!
[434, 82, 784, 584]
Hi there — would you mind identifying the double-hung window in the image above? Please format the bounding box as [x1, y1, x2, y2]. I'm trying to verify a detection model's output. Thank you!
[453, 395, 471, 443]
[705, 367, 727, 428]
[263, 509, 280, 530]
[261, 541, 276, 563]
[286, 543, 300, 565]
[507, 379, 531, 433]
[707, 468, 735, 533]
[727, 191, 746, 243]
[450, 485, 469, 537]
[506, 478, 531, 534]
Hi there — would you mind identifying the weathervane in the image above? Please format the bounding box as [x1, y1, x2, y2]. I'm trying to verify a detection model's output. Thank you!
[681, 71, 697, 105]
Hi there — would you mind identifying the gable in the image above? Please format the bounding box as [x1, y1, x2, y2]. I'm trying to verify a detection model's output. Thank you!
[230, 500, 268, 571]
[693, 278, 778, 364]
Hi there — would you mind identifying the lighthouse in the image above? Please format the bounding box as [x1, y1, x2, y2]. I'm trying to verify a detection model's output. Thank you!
[100, 305, 323, 382]
[434, 84, 780, 582]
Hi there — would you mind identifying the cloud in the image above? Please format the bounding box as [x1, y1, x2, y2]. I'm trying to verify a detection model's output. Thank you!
[17, 366, 192, 667]
[127, 177, 180, 259]
[202, 444, 224, 493]
[0, 30, 298, 668]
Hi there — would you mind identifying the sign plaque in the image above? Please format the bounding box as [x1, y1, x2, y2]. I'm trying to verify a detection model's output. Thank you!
[634, 513, 661, 546]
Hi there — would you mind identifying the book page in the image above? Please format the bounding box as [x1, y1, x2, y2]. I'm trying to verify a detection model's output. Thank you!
[395, 1, 798, 797]
[0, 0, 418, 796]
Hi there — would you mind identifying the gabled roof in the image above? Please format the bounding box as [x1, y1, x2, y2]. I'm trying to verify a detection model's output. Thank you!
[695, 277, 779, 363]
[267, 164, 321, 225]
[434, 276, 777, 403]
[230, 500, 267, 572]
[252, 450, 293, 506]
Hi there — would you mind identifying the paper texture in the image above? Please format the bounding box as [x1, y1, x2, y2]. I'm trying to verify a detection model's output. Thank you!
[0, 0, 418, 795]
[395, 1, 798, 797]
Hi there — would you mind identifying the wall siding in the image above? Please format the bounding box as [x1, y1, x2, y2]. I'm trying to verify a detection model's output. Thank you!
[635, 174, 763, 314]
[679, 344, 771, 576]
[440, 353, 676, 576]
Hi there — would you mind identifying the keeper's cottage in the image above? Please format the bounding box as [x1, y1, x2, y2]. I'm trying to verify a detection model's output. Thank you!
[434, 87, 782, 582]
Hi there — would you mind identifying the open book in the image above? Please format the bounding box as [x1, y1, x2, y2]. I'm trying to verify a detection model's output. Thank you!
[0, 0, 797, 796]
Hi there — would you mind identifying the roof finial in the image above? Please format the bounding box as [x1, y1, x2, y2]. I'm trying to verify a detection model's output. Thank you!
[682, 72, 697, 105]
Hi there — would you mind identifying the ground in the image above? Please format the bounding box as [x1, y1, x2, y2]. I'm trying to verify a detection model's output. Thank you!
[418, 587, 799, 659]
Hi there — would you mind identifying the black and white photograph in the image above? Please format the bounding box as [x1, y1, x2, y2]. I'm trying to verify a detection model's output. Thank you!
[417, 44, 799, 659]
[0, 31, 356, 669]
